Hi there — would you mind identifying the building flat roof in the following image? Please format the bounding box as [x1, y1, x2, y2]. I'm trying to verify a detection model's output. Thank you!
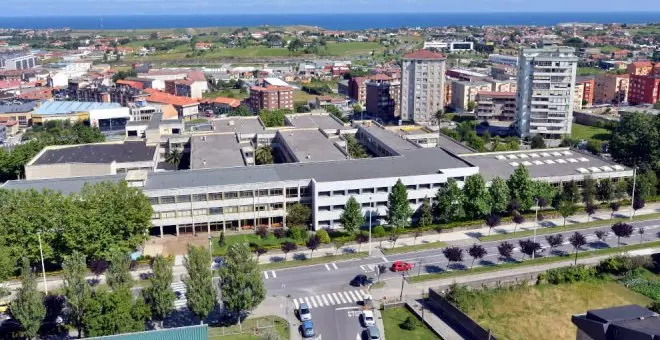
[286, 114, 345, 130]
[211, 117, 264, 134]
[360, 125, 419, 154]
[3, 174, 125, 194]
[0, 101, 39, 114]
[190, 134, 246, 169]
[460, 148, 629, 181]
[33, 101, 122, 115]
[31, 141, 156, 165]
[278, 130, 346, 163]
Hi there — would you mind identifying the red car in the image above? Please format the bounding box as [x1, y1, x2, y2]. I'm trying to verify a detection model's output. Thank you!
[391, 261, 413, 272]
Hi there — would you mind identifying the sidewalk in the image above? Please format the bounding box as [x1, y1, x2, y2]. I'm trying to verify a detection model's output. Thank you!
[253, 202, 660, 264]
[407, 299, 463, 340]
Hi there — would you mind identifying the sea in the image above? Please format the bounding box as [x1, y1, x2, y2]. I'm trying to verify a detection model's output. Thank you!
[0, 12, 658, 30]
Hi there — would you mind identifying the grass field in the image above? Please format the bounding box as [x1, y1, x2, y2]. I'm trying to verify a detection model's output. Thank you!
[324, 41, 384, 56]
[571, 123, 612, 141]
[577, 67, 606, 77]
[381, 307, 440, 340]
[208, 316, 289, 340]
[453, 282, 650, 340]
[203, 89, 248, 100]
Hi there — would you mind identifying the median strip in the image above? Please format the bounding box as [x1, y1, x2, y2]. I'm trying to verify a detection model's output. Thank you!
[407, 240, 660, 283]
[479, 213, 660, 242]
[381, 241, 447, 255]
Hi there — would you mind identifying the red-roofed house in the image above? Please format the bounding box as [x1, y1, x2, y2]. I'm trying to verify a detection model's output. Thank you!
[628, 61, 655, 76]
[144, 88, 200, 119]
[195, 42, 213, 50]
[199, 97, 242, 114]
[0, 117, 19, 136]
[0, 80, 22, 91]
[403, 49, 446, 60]
[116, 79, 145, 90]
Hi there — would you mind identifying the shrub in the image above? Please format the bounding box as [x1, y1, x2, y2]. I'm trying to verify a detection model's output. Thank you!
[316, 229, 331, 244]
[400, 316, 417, 330]
[273, 228, 287, 239]
[256, 226, 269, 239]
[649, 301, 660, 313]
[597, 256, 633, 275]
[544, 265, 598, 284]
[372, 225, 386, 238]
[622, 269, 660, 300]
[288, 227, 307, 241]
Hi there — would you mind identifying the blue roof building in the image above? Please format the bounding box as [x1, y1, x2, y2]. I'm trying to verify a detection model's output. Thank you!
[33, 101, 122, 115]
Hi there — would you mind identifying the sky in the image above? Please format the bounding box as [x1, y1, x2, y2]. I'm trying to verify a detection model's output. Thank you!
[2, 0, 659, 16]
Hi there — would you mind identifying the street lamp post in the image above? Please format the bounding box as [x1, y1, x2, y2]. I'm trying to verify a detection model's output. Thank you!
[37, 232, 48, 294]
[532, 199, 539, 260]
[630, 167, 637, 221]
[368, 197, 373, 256]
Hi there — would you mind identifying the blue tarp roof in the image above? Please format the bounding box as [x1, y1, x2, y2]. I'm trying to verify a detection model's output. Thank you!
[34, 101, 121, 115]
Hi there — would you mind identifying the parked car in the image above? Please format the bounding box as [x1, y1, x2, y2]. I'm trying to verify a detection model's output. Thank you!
[301, 320, 315, 338]
[212, 257, 224, 269]
[350, 274, 375, 287]
[391, 261, 413, 272]
[365, 326, 381, 340]
[361, 310, 375, 327]
[298, 302, 312, 321]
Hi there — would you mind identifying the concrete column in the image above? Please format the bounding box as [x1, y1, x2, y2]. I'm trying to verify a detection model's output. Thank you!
[268, 216, 272, 228]
[176, 224, 180, 237]
[207, 221, 210, 235]
[160, 225, 163, 238]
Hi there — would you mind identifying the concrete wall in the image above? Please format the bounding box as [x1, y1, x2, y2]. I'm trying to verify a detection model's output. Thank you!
[572, 111, 618, 128]
[428, 289, 497, 340]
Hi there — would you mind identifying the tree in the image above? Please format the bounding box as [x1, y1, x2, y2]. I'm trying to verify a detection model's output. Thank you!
[530, 135, 546, 149]
[512, 212, 524, 235]
[106, 251, 133, 290]
[595, 230, 608, 244]
[435, 179, 465, 223]
[254, 246, 267, 261]
[587, 140, 603, 155]
[165, 149, 183, 168]
[280, 242, 297, 260]
[560, 180, 581, 204]
[143, 255, 175, 328]
[63, 252, 91, 338]
[340, 196, 364, 233]
[546, 234, 564, 254]
[488, 177, 510, 214]
[184, 245, 217, 324]
[345, 135, 369, 159]
[463, 174, 491, 219]
[255, 226, 269, 239]
[585, 203, 598, 222]
[497, 241, 514, 262]
[82, 285, 150, 337]
[316, 229, 331, 244]
[417, 197, 433, 228]
[615, 180, 629, 201]
[597, 178, 616, 203]
[218, 231, 226, 248]
[467, 101, 477, 111]
[306, 235, 321, 258]
[507, 165, 535, 211]
[518, 239, 541, 259]
[286, 203, 311, 228]
[12, 259, 46, 340]
[569, 232, 587, 265]
[611, 222, 634, 246]
[609, 112, 660, 170]
[582, 177, 597, 205]
[351, 232, 366, 252]
[0, 246, 13, 298]
[219, 243, 266, 325]
[558, 201, 579, 226]
[413, 230, 423, 246]
[633, 197, 645, 217]
[467, 244, 487, 269]
[229, 105, 252, 117]
[332, 239, 346, 255]
[388, 232, 400, 249]
[387, 179, 413, 229]
[485, 214, 501, 236]
[638, 227, 646, 244]
[255, 146, 274, 165]
[352, 104, 362, 115]
[442, 246, 464, 268]
[610, 201, 621, 218]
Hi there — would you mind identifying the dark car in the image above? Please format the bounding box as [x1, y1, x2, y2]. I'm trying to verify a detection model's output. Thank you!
[350, 274, 375, 287]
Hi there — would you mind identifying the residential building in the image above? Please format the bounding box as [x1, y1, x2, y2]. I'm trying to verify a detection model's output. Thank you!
[574, 83, 584, 110]
[337, 80, 349, 96]
[0, 53, 38, 70]
[475, 91, 517, 121]
[572, 305, 660, 340]
[451, 81, 492, 112]
[199, 97, 241, 115]
[165, 79, 208, 99]
[57, 81, 148, 107]
[423, 41, 474, 51]
[594, 73, 630, 104]
[366, 74, 401, 121]
[489, 79, 517, 93]
[0, 100, 38, 126]
[0, 117, 19, 136]
[400, 49, 447, 123]
[144, 89, 200, 120]
[576, 77, 595, 106]
[627, 61, 655, 76]
[488, 54, 519, 66]
[249, 85, 294, 112]
[491, 64, 517, 81]
[516, 47, 578, 139]
[348, 77, 368, 105]
[628, 74, 660, 105]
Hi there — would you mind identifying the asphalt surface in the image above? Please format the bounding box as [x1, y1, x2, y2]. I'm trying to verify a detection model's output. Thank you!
[268, 218, 660, 340]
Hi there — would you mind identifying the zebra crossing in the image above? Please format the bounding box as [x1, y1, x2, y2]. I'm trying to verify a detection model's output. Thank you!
[359, 264, 376, 273]
[292, 289, 368, 310]
[171, 281, 187, 309]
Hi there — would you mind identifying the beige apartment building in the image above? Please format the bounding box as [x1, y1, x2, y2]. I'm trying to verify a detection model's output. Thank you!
[400, 49, 446, 123]
[594, 73, 629, 104]
[451, 81, 492, 112]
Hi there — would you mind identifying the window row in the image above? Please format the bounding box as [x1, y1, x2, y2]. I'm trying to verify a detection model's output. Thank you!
[153, 203, 285, 219]
[150, 187, 310, 205]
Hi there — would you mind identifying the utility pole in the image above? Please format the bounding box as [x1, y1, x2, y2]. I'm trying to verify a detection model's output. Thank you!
[399, 271, 405, 301]
[368, 196, 373, 256]
[630, 167, 637, 220]
[532, 199, 539, 260]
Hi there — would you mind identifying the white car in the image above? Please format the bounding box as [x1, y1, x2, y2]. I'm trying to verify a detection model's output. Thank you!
[362, 310, 375, 327]
[299, 302, 312, 321]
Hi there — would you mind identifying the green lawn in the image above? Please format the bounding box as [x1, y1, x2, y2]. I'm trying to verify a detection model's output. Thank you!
[208, 316, 289, 340]
[381, 241, 446, 255]
[577, 67, 606, 76]
[213, 233, 301, 256]
[203, 89, 248, 100]
[381, 307, 440, 340]
[571, 123, 612, 141]
[324, 41, 384, 56]
[451, 281, 650, 340]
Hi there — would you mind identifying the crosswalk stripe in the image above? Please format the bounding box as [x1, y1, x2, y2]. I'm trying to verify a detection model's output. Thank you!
[294, 299, 300, 310]
[321, 295, 329, 305]
[314, 295, 323, 307]
[310, 296, 318, 308]
[359, 289, 367, 297]
[332, 293, 342, 304]
[264, 271, 269, 279]
[326, 294, 335, 305]
[272, 271, 277, 278]
[332, 263, 338, 270]
[348, 291, 358, 302]
[337, 292, 347, 304]
[360, 265, 366, 271]
[325, 264, 330, 271]
[342, 292, 351, 303]
[304, 297, 311, 308]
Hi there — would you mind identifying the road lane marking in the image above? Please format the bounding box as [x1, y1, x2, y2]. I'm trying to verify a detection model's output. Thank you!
[359, 265, 366, 271]
[326, 294, 335, 305]
[331, 263, 338, 270]
[263, 271, 269, 279]
[293, 298, 299, 310]
[359, 289, 367, 297]
[304, 297, 312, 308]
[335, 306, 361, 311]
[310, 296, 319, 308]
[332, 292, 342, 304]
[348, 290, 359, 302]
[381, 256, 388, 262]
[325, 264, 331, 271]
[271, 271, 276, 278]
[337, 292, 347, 304]
[314, 295, 323, 307]
[321, 294, 329, 305]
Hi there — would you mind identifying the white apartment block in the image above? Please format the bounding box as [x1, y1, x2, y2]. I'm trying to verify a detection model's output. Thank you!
[400, 50, 447, 123]
[516, 47, 578, 139]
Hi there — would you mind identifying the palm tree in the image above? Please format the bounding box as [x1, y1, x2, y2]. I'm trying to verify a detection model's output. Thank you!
[165, 149, 183, 168]
[255, 146, 274, 165]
